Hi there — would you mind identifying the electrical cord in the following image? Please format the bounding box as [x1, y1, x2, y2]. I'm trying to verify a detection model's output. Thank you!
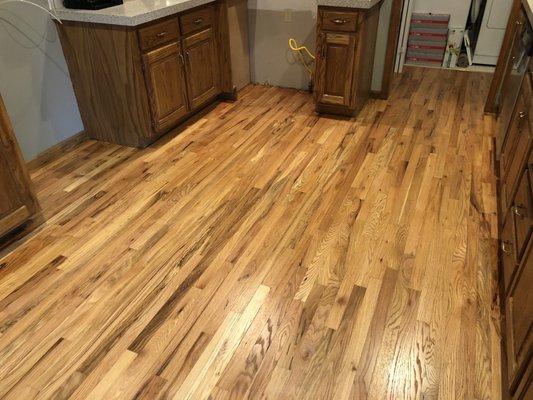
[288, 38, 315, 78]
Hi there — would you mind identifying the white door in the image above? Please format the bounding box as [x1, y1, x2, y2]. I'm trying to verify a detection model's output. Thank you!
[473, 0, 513, 65]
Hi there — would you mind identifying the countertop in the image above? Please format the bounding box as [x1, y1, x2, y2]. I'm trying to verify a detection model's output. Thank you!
[317, 0, 381, 8]
[54, 0, 217, 26]
[54, 0, 382, 26]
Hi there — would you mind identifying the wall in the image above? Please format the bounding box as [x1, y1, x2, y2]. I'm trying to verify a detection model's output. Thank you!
[0, 2, 83, 161]
[247, 0, 392, 92]
[228, 0, 251, 90]
[247, 0, 317, 90]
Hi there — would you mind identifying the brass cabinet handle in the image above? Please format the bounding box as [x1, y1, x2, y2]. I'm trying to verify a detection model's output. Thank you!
[331, 18, 349, 25]
[179, 53, 185, 66]
[156, 32, 167, 38]
[194, 17, 203, 25]
[519, 111, 528, 119]
[512, 203, 526, 217]
[501, 240, 513, 255]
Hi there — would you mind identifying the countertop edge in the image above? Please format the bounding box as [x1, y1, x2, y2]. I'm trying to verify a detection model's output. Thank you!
[54, 0, 215, 26]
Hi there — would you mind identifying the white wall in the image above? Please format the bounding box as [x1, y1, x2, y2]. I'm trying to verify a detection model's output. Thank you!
[0, 2, 84, 161]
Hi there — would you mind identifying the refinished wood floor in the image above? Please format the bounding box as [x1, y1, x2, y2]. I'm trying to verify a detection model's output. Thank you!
[0, 67, 501, 399]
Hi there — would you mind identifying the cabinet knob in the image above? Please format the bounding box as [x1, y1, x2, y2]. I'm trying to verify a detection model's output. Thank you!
[519, 111, 528, 119]
[331, 18, 349, 25]
[194, 17, 203, 25]
[501, 240, 513, 255]
[512, 203, 526, 217]
[516, 20, 523, 26]
[156, 32, 167, 38]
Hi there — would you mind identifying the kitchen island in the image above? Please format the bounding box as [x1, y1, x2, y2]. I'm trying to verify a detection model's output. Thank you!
[55, 0, 235, 147]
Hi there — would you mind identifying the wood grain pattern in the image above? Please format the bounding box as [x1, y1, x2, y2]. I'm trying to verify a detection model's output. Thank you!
[0, 93, 41, 242]
[0, 67, 501, 399]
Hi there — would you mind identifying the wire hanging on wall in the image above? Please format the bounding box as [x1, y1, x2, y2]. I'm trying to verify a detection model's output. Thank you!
[0, 0, 61, 22]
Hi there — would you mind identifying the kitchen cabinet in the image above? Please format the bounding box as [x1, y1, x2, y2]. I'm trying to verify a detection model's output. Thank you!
[494, 7, 533, 396]
[0, 94, 41, 242]
[314, 4, 381, 117]
[56, 1, 234, 148]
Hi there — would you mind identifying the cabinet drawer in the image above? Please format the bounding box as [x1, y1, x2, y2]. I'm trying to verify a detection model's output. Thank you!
[180, 6, 213, 36]
[505, 238, 533, 391]
[138, 18, 180, 51]
[321, 10, 359, 32]
[502, 212, 518, 294]
[512, 169, 533, 260]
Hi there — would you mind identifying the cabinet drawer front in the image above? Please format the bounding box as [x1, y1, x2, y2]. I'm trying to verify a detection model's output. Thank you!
[512, 169, 533, 260]
[180, 6, 213, 36]
[502, 213, 518, 294]
[321, 10, 359, 32]
[505, 238, 533, 391]
[139, 18, 180, 51]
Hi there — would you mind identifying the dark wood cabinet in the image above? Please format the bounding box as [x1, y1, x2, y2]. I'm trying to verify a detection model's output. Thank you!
[315, 32, 357, 107]
[183, 27, 219, 110]
[0, 94, 41, 242]
[314, 4, 381, 117]
[494, 8, 533, 397]
[143, 42, 189, 133]
[57, 1, 234, 148]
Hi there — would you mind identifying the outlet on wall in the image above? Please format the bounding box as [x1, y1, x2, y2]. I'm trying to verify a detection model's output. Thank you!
[284, 9, 292, 23]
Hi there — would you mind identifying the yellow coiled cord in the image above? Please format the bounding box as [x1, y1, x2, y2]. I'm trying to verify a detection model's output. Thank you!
[288, 38, 315, 78]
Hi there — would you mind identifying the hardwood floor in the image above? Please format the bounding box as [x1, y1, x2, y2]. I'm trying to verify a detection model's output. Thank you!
[0, 67, 501, 399]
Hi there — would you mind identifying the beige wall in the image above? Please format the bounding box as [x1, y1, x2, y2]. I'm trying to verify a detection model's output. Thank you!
[0, 5, 83, 160]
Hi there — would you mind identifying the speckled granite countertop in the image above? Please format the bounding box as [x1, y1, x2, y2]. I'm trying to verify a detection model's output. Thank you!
[54, 0, 216, 26]
[317, 0, 381, 9]
[54, 0, 382, 26]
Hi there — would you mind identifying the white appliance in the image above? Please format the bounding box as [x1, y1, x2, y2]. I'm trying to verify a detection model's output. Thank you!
[473, 0, 513, 65]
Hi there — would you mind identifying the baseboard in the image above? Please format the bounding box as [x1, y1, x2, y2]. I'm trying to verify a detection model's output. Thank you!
[27, 131, 88, 170]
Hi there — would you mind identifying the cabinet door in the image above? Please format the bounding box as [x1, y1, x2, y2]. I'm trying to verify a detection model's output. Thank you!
[315, 31, 356, 107]
[143, 42, 189, 134]
[0, 94, 39, 238]
[183, 28, 219, 110]
[505, 239, 533, 392]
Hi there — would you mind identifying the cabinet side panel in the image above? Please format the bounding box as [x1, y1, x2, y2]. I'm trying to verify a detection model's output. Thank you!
[214, 0, 234, 96]
[56, 22, 154, 148]
[353, 5, 380, 112]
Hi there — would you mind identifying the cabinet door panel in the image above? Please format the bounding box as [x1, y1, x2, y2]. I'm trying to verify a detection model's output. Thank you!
[315, 32, 356, 107]
[506, 239, 533, 391]
[143, 42, 189, 134]
[0, 94, 40, 238]
[183, 28, 219, 110]
[502, 212, 518, 293]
